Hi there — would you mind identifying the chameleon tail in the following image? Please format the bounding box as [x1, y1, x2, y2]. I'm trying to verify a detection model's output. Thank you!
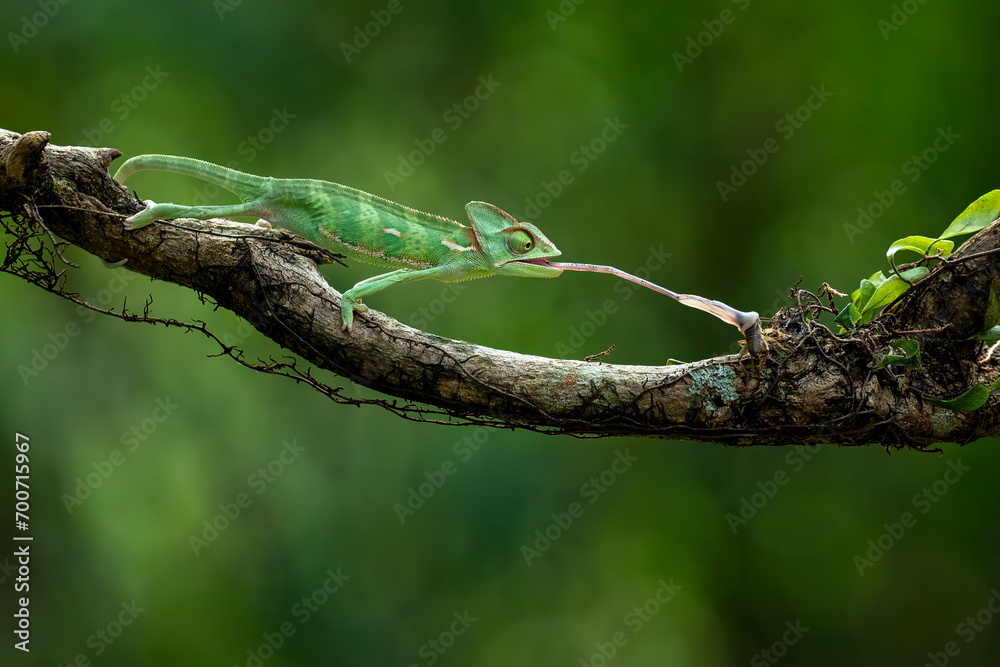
[113, 154, 267, 201]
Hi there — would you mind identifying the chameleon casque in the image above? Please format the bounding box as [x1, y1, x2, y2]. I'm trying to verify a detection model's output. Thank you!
[114, 154, 764, 357]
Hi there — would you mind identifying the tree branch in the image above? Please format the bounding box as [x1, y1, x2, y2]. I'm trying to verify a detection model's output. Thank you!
[3, 127, 999, 446]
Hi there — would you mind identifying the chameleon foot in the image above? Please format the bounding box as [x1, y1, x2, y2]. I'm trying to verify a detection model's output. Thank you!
[340, 297, 369, 331]
[736, 328, 791, 371]
[123, 200, 158, 230]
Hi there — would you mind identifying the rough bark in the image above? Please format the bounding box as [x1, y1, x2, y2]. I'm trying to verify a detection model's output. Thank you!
[2, 127, 999, 447]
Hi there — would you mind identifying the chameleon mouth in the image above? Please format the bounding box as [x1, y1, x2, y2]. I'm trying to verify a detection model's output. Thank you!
[511, 258, 554, 266]
[499, 257, 564, 275]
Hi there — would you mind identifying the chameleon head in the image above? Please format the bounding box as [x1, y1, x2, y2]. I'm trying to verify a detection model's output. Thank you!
[465, 201, 563, 278]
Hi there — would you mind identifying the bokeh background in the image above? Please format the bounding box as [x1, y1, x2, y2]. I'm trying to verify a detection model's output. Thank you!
[3, 1, 1000, 665]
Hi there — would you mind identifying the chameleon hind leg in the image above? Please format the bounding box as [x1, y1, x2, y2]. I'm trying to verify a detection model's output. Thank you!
[340, 266, 457, 331]
[125, 199, 271, 230]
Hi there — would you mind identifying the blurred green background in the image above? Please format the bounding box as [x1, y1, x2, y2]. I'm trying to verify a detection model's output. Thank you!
[3, 0, 1000, 665]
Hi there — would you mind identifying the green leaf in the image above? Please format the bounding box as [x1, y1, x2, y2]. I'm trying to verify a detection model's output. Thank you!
[853, 279, 873, 309]
[990, 377, 1000, 394]
[886, 235, 954, 271]
[852, 271, 886, 309]
[925, 384, 992, 411]
[835, 303, 861, 331]
[858, 267, 929, 323]
[969, 325, 1000, 342]
[871, 339, 921, 370]
[939, 190, 1000, 240]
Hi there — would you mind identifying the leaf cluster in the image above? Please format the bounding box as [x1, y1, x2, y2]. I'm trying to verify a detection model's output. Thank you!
[837, 190, 1000, 330]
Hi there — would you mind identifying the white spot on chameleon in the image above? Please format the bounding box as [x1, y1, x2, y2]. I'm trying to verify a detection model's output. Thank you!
[319, 225, 431, 269]
[383, 227, 401, 237]
[441, 238, 471, 252]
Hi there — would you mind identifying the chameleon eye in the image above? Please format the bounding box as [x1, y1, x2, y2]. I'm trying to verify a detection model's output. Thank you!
[507, 230, 534, 254]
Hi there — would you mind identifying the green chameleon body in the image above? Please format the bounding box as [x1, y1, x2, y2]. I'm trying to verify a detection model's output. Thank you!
[114, 154, 763, 357]
[115, 155, 562, 330]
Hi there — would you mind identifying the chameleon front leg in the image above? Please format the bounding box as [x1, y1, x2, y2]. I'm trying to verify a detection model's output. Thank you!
[125, 199, 270, 229]
[340, 265, 458, 331]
